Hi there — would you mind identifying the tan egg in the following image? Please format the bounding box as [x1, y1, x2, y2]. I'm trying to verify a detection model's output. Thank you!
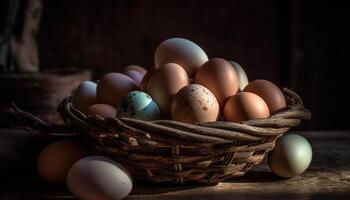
[171, 84, 219, 123]
[154, 38, 208, 77]
[37, 140, 88, 184]
[223, 92, 270, 122]
[146, 63, 189, 117]
[194, 58, 239, 109]
[122, 65, 147, 76]
[243, 79, 286, 113]
[87, 104, 117, 118]
[140, 68, 156, 91]
[97, 73, 139, 107]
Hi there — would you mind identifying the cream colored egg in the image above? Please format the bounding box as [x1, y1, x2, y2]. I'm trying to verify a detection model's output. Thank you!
[67, 156, 133, 200]
[268, 134, 312, 178]
[154, 38, 208, 77]
[72, 81, 97, 114]
[229, 61, 249, 91]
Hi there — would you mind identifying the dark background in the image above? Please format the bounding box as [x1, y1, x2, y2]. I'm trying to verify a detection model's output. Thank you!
[4, 0, 350, 130]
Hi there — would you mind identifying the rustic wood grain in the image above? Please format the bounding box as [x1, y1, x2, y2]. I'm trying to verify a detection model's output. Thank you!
[0, 131, 349, 199]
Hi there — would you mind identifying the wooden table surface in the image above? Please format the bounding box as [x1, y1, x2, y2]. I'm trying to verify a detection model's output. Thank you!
[1, 131, 349, 200]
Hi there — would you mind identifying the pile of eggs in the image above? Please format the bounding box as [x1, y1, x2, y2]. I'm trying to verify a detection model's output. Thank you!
[72, 37, 288, 124]
[36, 38, 312, 200]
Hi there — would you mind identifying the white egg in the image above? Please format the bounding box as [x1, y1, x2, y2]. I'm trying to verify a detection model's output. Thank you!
[154, 38, 208, 77]
[67, 156, 133, 200]
[72, 81, 97, 114]
[229, 61, 249, 91]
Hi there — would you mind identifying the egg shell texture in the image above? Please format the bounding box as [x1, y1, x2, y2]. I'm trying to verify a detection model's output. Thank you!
[223, 92, 270, 122]
[268, 134, 312, 178]
[67, 156, 133, 200]
[139, 67, 156, 91]
[123, 70, 144, 86]
[229, 61, 249, 91]
[37, 140, 88, 184]
[122, 65, 147, 76]
[87, 104, 117, 118]
[243, 79, 286, 113]
[117, 91, 161, 121]
[72, 81, 97, 114]
[146, 63, 189, 117]
[97, 73, 139, 107]
[171, 84, 219, 123]
[154, 38, 208, 77]
[194, 58, 239, 109]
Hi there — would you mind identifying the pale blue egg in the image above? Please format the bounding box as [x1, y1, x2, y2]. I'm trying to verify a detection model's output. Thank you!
[117, 91, 161, 121]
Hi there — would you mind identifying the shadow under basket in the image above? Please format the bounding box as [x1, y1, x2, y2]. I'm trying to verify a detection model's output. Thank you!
[57, 88, 311, 185]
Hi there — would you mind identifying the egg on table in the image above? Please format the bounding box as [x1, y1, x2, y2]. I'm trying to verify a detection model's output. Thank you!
[37, 140, 88, 184]
[244, 79, 286, 113]
[146, 63, 189, 117]
[194, 58, 239, 109]
[229, 61, 249, 91]
[72, 81, 97, 114]
[223, 92, 270, 122]
[171, 84, 219, 123]
[268, 134, 312, 178]
[67, 156, 133, 200]
[97, 73, 139, 107]
[117, 91, 161, 121]
[154, 38, 208, 77]
[87, 104, 117, 118]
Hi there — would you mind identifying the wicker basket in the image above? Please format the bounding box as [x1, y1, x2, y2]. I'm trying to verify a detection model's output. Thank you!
[57, 88, 311, 185]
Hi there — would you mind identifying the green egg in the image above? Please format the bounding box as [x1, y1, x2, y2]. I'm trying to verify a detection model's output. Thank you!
[117, 91, 161, 121]
[268, 134, 312, 178]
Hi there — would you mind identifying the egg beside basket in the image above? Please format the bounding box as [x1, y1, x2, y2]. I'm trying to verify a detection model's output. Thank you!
[57, 87, 310, 185]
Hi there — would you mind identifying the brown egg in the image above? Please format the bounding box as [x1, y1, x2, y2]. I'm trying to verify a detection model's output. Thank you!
[123, 70, 144, 86]
[243, 79, 286, 113]
[122, 65, 147, 76]
[223, 92, 270, 122]
[87, 104, 117, 118]
[37, 140, 88, 184]
[147, 63, 189, 117]
[140, 68, 156, 91]
[194, 58, 239, 109]
[171, 84, 219, 123]
[97, 73, 139, 107]
[154, 38, 208, 77]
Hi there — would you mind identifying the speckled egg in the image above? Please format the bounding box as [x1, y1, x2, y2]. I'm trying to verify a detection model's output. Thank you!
[117, 91, 161, 121]
[171, 84, 219, 124]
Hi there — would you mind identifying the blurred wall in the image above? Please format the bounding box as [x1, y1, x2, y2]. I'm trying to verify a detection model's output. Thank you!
[37, 0, 348, 130]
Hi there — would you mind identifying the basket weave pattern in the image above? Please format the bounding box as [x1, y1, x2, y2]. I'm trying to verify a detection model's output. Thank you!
[58, 88, 311, 185]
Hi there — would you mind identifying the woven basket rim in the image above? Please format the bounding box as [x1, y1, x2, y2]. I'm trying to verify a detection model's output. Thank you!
[58, 88, 311, 145]
[57, 88, 311, 184]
